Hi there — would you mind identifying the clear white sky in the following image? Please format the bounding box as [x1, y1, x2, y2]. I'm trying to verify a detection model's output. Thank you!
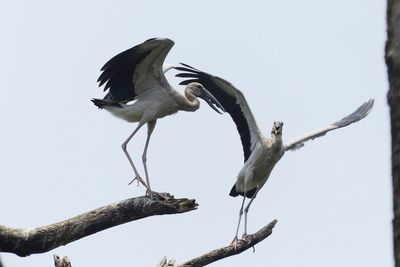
[0, 1, 390, 266]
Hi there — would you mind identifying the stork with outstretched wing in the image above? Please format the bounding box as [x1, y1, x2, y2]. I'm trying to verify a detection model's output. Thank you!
[175, 63, 374, 247]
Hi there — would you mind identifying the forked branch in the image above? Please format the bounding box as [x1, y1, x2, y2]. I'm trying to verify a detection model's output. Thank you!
[158, 219, 277, 267]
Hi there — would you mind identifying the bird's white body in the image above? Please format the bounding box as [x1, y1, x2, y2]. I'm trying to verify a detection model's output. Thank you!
[235, 136, 284, 194]
[102, 89, 183, 123]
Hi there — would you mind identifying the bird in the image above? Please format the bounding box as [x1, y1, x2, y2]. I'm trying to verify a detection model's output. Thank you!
[91, 38, 225, 199]
[175, 63, 374, 247]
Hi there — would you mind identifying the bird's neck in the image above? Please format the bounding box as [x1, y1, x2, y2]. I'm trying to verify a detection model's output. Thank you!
[271, 134, 283, 150]
[181, 89, 200, 112]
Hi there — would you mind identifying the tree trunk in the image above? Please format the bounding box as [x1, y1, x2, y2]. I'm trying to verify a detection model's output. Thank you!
[386, 0, 400, 266]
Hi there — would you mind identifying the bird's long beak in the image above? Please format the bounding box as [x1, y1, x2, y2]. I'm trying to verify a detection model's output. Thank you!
[199, 88, 226, 114]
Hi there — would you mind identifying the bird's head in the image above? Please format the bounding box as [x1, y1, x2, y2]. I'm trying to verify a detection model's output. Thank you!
[271, 121, 284, 136]
[187, 82, 225, 114]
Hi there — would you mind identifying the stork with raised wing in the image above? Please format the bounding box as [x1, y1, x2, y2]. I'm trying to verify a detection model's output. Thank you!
[175, 63, 374, 247]
[92, 39, 224, 199]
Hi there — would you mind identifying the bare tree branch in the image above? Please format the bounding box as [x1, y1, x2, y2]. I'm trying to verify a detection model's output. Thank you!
[0, 196, 197, 257]
[158, 219, 277, 267]
[386, 0, 400, 266]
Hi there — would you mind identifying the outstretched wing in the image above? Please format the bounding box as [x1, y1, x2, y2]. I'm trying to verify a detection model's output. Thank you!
[285, 99, 374, 151]
[175, 64, 262, 162]
[97, 38, 174, 103]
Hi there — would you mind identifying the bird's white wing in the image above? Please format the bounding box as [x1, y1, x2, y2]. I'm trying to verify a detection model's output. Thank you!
[284, 99, 374, 151]
[97, 38, 174, 103]
[175, 64, 262, 162]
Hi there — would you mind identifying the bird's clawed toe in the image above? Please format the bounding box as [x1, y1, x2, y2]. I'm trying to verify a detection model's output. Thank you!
[242, 233, 254, 243]
[128, 175, 146, 187]
[230, 234, 255, 250]
[230, 237, 242, 250]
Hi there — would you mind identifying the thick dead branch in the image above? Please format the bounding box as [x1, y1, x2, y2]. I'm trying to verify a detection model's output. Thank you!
[158, 219, 277, 267]
[386, 0, 400, 266]
[0, 196, 197, 257]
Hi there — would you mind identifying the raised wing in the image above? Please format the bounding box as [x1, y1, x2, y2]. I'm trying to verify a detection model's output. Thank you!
[175, 64, 262, 162]
[97, 38, 174, 103]
[285, 99, 374, 151]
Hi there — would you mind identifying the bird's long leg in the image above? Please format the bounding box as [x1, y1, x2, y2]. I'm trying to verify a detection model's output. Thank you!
[141, 120, 161, 198]
[231, 196, 246, 249]
[243, 186, 261, 240]
[122, 122, 147, 189]
[136, 120, 170, 200]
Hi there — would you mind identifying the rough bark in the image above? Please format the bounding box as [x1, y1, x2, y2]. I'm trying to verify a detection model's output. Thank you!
[0, 196, 197, 257]
[157, 219, 277, 267]
[386, 0, 400, 265]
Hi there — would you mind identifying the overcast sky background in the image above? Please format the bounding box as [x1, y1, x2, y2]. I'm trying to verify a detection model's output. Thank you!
[0, 1, 390, 266]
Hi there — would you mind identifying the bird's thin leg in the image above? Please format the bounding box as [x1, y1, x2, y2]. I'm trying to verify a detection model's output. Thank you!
[141, 120, 164, 198]
[243, 187, 261, 241]
[231, 196, 246, 249]
[122, 122, 147, 189]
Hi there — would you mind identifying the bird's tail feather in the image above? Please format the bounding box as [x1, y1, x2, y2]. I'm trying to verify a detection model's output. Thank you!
[229, 185, 257, 198]
[91, 98, 122, 109]
[229, 185, 240, 197]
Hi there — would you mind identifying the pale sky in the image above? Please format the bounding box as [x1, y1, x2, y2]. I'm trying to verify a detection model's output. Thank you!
[0, 1, 390, 266]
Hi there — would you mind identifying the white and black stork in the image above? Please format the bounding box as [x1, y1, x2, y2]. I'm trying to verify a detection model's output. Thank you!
[92, 38, 224, 199]
[175, 63, 374, 246]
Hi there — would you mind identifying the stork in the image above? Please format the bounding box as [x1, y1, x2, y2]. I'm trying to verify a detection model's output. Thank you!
[92, 39, 224, 199]
[175, 63, 374, 247]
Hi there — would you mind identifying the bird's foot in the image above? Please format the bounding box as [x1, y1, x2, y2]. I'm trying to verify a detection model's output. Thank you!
[128, 175, 147, 187]
[242, 234, 256, 252]
[146, 190, 174, 201]
[230, 236, 242, 250]
[242, 233, 255, 243]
